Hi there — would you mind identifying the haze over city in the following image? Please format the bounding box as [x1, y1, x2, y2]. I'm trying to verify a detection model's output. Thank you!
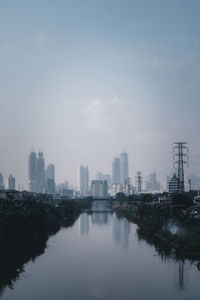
[1, 0, 200, 188]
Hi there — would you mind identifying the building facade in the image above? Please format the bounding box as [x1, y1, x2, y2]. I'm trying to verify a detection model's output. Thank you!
[78, 165, 89, 196]
[8, 175, 15, 190]
[120, 152, 129, 184]
[169, 174, 179, 194]
[28, 151, 38, 192]
[0, 173, 4, 190]
[91, 180, 108, 198]
[46, 164, 55, 194]
[112, 157, 121, 184]
[28, 150, 46, 193]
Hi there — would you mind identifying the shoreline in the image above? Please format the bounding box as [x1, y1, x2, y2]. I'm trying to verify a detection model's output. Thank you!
[116, 206, 200, 259]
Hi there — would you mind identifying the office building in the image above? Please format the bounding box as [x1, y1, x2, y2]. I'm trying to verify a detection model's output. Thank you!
[169, 174, 179, 194]
[28, 149, 46, 193]
[78, 165, 89, 196]
[28, 150, 38, 192]
[145, 172, 161, 192]
[37, 151, 45, 193]
[120, 152, 129, 184]
[8, 175, 15, 190]
[112, 157, 121, 184]
[0, 173, 4, 190]
[96, 172, 111, 185]
[46, 164, 55, 194]
[91, 180, 108, 198]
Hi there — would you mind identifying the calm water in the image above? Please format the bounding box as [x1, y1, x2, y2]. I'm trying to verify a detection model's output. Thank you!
[1, 202, 200, 300]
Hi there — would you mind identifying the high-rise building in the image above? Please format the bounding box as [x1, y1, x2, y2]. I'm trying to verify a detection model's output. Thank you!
[8, 175, 15, 190]
[37, 151, 45, 193]
[120, 152, 129, 184]
[28, 150, 38, 192]
[91, 180, 108, 198]
[46, 164, 55, 194]
[28, 150, 46, 193]
[85, 166, 89, 193]
[169, 174, 179, 194]
[96, 172, 111, 185]
[145, 172, 160, 192]
[112, 157, 121, 184]
[0, 173, 4, 190]
[78, 165, 89, 196]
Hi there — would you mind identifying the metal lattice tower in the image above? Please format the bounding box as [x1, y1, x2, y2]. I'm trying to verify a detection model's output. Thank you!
[136, 171, 142, 194]
[173, 142, 188, 193]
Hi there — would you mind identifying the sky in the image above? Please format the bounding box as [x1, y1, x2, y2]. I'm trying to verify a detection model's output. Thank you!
[0, 0, 200, 189]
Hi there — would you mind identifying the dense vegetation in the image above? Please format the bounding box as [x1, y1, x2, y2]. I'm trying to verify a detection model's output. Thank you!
[117, 202, 200, 258]
[0, 199, 91, 292]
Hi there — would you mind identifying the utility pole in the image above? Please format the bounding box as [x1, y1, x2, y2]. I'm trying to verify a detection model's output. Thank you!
[173, 142, 188, 193]
[136, 171, 142, 194]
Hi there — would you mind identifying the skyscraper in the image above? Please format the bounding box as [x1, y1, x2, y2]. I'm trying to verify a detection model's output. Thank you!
[8, 175, 15, 190]
[0, 173, 4, 190]
[120, 152, 129, 184]
[37, 151, 45, 193]
[28, 150, 46, 193]
[78, 165, 89, 196]
[91, 180, 108, 198]
[28, 150, 38, 192]
[46, 164, 55, 194]
[112, 157, 121, 184]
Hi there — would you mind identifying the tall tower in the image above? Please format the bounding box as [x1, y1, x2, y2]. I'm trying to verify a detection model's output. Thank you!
[0, 173, 4, 190]
[173, 142, 188, 193]
[78, 165, 89, 196]
[37, 151, 45, 193]
[120, 152, 129, 184]
[8, 175, 15, 190]
[28, 150, 38, 192]
[112, 157, 121, 184]
[136, 171, 142, 194]
[46, 164, 55, 194]
[85, 166, 89, 193]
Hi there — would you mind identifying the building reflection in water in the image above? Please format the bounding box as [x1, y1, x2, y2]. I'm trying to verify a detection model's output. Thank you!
[80, 213, 90, 236]
[173, 261, 189, 291]
[113, 216, 130, 249]
[91, 212, 111, 226]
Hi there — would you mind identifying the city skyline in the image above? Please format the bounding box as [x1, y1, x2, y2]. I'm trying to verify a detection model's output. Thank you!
[1, 146, 200, 193]
[1, 1, 200, 188]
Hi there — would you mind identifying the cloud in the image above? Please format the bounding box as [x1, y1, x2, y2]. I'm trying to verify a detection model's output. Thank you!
[111, 97, 123, 106]
[84, 98, 124, 133]
[35, 31, 46, 45]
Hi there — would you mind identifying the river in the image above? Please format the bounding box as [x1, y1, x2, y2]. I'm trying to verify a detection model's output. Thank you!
[1, 201, 200, 300]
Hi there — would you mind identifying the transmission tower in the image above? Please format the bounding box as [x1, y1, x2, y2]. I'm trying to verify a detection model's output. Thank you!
[173, 142, 188, 193]
[136, 171, 143, 194]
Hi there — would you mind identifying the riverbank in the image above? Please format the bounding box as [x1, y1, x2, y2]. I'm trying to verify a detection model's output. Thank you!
[0, 199, 91, 261]
[0, 199, 92, 291]
[116, 205, 200, 259]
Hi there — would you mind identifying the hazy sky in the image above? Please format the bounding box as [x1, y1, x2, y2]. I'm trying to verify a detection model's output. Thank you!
[1, 0, 200, 188]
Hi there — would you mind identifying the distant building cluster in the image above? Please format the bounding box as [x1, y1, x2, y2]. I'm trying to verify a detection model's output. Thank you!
[0, 172, 16, 190]
[1, 143, 200, 200]
[28, 150, 55, 194]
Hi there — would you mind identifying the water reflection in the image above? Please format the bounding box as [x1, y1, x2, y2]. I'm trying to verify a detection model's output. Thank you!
[173, 261, 189, 291]
[1, 212, 200, 300]
[0, 237, 47, 297]
[80, 213, 89, 236]
[91, 212, 111, 226]
[113, 216, 130, 249]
